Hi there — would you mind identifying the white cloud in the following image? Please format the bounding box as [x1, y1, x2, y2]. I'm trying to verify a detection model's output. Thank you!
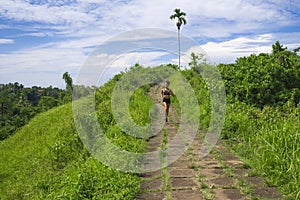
[74, 50, 170, 86]
[200, 32, 300, 64]
[0, 0, 299, 87]
[0, 38, 14, 44]
[200, 34, 274, 63]
[12, 32, 48, 38]
[98, 0, 297, 39]
[1, 0, 297, 39]
[0, 1, 94, 25]
[0, 45, 86, 87]
[109, 51, 169, 68]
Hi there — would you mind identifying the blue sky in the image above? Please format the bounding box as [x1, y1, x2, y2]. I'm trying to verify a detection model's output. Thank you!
[0, 0, 299, 88]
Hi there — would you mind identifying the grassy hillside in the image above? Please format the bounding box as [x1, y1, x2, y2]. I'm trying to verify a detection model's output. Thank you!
[0, 65, 178, 199]
[0, 68, 155, 199]
[0, 103, 142, 199]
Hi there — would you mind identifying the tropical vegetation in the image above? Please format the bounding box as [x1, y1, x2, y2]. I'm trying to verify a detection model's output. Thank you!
[0, 41, 299, 199]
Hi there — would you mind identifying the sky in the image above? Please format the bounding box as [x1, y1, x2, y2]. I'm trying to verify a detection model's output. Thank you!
[0, 0, 299, 88]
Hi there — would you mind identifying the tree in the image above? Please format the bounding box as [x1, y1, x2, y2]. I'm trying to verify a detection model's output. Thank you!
[170, 8, 187, 69]
[37, 96, 59, 112]
[62, 72, 73, 103]
[188, 52, 208, 73]
[0, 82, 70, 140]
[272, 41, 286, 54]
[293, 46, 300, 53]
[218, 42, 300, 108]
[62, 72, 73, 91]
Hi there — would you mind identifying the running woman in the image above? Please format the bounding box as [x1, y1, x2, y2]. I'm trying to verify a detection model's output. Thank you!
[161, 81, 174, 123]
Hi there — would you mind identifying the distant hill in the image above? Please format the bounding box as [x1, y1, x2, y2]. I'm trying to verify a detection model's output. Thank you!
[0, 86, 144, 199]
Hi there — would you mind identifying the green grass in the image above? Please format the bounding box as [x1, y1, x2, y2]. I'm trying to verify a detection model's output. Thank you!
[0, 70, 154, 199]
[222, 102, 300, 199]
[0, 103, 143, 199]
[0, 104, 75, 198]
[181, 68, 300, 199]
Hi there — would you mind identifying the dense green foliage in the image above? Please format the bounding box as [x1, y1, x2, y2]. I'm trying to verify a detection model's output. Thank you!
[0, 83, 66, 140]
[0, 80, 95, 140]
[183, 42, 300, 199]
[218, 41, 300, 108]
[223, 102, 300, 199]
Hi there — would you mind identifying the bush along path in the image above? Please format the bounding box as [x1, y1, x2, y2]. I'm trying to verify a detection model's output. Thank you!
[137, 85, 283, 200]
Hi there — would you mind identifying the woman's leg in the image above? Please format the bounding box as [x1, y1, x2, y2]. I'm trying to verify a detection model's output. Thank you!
[166, 103, 170, 117]
[163, 102, 168, 119]
[163, 102, 170, 122]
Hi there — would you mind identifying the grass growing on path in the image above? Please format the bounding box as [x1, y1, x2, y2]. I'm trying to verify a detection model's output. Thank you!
[222, 102, 300, 199]
[180, 67, 300, 199]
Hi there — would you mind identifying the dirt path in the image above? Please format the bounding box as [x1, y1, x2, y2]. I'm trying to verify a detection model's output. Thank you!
[137, 85, 283, 200]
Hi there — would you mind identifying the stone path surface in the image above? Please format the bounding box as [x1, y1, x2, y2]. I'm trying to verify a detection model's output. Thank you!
[136, 85, 283, 200]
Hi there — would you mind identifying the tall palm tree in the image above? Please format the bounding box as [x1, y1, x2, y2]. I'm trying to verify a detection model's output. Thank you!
[170, 8, 187, 69]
